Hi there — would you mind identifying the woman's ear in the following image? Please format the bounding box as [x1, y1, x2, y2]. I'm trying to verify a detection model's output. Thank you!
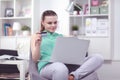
[40, 21, 45, 32]
[41, 21, 44, 26]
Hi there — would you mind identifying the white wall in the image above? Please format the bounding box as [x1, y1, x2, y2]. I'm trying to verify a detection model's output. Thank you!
[97, 0, 120, 80]
[113, 0, 120, 60]
[32, 0, 41, 33]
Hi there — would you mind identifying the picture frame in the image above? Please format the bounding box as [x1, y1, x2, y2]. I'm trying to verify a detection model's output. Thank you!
[5, 8, 14, 17]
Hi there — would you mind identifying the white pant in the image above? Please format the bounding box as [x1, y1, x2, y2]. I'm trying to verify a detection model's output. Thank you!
[39, 54, 104, 80]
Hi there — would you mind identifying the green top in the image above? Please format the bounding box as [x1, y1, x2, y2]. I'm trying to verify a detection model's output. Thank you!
[38, 31, 62, 72]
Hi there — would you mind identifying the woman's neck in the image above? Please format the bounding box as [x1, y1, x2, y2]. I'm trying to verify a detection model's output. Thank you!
[45, 30, 54, 34]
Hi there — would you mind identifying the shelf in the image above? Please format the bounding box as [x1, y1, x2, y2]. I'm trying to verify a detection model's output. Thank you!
[86, 14, 109, 16]
[0, 73, 20, 80]
[78, 35, 109, 38]
[69, 34, 109, 38]
[0, 0, 13, 2]
[0, 36, 30, 38]
[0, 16, 31, 19]
[70, 14, 109, 17]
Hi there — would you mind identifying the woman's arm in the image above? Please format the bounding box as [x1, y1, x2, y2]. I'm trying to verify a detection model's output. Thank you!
[30, 33, 42, 63]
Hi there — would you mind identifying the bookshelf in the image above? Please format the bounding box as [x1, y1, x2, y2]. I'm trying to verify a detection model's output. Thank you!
[0, 0, 33, 36]
[68, 0, 112, 60]
[0, 0, 33, 49]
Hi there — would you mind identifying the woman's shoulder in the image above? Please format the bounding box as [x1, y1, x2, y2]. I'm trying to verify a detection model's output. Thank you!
[54, 32, 63, 36]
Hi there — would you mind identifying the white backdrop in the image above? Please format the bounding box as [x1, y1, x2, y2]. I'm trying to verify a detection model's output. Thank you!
[113, 0, 120, 60]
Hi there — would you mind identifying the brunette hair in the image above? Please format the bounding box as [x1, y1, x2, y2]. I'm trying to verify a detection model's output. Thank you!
[40, 10, 57, 32]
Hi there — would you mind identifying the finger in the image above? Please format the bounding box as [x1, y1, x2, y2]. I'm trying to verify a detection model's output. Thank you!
[36, 36, 42, 41]
[37, 38, 41, 41]
[36, 32, 41, 34]
[36, 32, 42, 38]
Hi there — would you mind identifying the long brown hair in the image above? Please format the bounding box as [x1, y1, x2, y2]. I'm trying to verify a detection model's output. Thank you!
[40, 10, 57, 32]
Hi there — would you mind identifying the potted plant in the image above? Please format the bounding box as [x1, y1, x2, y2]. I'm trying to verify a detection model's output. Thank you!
[71, 25, 79, 36]
[21, 25, 30, 36]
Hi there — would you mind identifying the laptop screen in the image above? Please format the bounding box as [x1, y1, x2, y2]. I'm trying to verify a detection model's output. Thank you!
[50, 37, 90, 65]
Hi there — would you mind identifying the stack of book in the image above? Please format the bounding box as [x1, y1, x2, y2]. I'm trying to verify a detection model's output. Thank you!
[3, 23, 13, 36]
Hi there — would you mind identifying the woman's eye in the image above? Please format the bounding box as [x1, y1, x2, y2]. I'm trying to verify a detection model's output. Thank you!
[54, 21, 57, 24]
[48, 22, 52, 24]
[47, 21, 57, 25]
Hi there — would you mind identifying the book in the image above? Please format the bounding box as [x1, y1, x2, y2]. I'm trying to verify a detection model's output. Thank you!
[0, 55, 23, 60]
[4, 23, 13, 36]
[6, 26, 13, 36]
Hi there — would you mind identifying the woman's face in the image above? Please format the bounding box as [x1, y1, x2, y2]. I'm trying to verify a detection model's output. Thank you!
[42, 16, 58, 33]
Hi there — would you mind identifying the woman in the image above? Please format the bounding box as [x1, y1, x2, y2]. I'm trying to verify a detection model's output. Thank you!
[31, 10, 104, 80]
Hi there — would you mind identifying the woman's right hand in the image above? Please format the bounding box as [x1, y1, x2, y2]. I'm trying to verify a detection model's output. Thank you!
[31, 32, 42, 62]
[31, 32, 42, 47]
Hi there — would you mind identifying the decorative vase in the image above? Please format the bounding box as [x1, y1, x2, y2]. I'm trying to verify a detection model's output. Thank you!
[22, 31, 30, 36]
[72, 30, 78, 36]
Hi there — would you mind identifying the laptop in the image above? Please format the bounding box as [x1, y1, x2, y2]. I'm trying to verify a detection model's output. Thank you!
[49, 36, 90, 65]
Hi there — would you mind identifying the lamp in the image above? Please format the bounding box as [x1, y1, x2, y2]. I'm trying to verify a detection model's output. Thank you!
[66, 0, 82, 14]
[12, 22, 21, 36]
